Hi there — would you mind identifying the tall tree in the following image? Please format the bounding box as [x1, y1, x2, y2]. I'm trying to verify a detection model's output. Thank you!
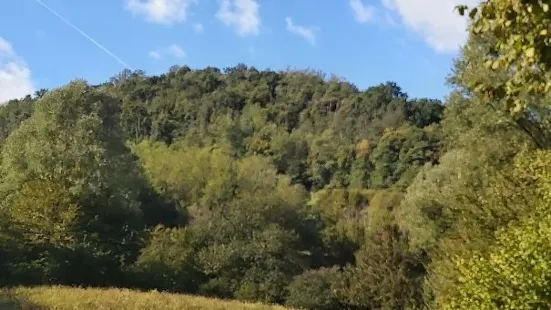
[0, 81, 146, 284]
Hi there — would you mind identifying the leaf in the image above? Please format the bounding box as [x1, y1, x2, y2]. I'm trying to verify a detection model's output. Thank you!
[456, 5, 468, 16]
[469, 7, 478, 19]
[525, 47, 536, 58]
[514, 41, 523, 52]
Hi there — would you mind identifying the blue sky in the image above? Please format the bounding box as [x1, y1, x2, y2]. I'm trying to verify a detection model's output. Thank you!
[0, 0, 478, 103]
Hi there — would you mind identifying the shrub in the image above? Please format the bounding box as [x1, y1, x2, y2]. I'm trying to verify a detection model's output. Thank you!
[285, 267, 343, 310]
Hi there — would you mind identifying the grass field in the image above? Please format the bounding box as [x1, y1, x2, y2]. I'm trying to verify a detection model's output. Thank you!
[0, 286, 292, 310]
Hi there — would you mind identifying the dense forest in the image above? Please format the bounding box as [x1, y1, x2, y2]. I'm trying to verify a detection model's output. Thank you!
[2, 1, 551, 309]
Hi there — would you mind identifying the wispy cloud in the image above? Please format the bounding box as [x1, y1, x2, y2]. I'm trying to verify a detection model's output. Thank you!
[350, 0, 376, 24]
[125, 0, 198, 25]
[217, 0, 260, 36]
[149, 44, 186, 60]
[285, 17, 317, 46]
[350, 0, 397, 27]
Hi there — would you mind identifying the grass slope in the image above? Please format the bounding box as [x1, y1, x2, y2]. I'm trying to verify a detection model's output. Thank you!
[0, 286, 292, 310]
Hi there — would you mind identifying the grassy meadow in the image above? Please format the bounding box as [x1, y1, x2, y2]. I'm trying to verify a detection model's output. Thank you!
[0, 286, 292, 310]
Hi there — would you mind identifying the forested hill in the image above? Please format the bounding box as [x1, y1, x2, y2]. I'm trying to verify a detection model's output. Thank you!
[1, 24, 549, 308]
[1, 65, 443, 190]
[0, 64, 444, 308]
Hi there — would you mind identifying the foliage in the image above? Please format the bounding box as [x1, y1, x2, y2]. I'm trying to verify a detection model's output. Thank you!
[0, 95, 34, 147]
[10, 53, 541, 309]
[6, 180, 79, 247]
[457, 1, 550, 103]
[285, 267, 343, 310]
[369, 124, 440, 188]
[438, 149, 551, 309]
[337, 225, 425, 310]
[131, 225, 204, 293]
[442, 215, 551, 310]
[0, 81, 146, 286]
[457, 0, 551, 147]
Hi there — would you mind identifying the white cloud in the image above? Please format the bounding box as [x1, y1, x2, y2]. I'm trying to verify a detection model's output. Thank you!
[216, 0, 260, 36]
[350, 0, 376, 24]
[149, 44, 186, 60]
[381, 0, 480, 53]
[193, 23, 204, 33]
[125, 0, 198, 25]
[0, 37, 33, 104]
[350, 0, 397, 27]
[285, 17, 317, 46]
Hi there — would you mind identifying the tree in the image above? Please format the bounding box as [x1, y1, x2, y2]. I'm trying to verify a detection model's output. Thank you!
[337, 225, 425, 310]
[0, 96, 34, 146]
[5, 180, 78, 247]
[457, 1, 551, 148]
[192, 156, 312, 303]
[132, 226, 204, 293]
[440, 146, 551, 309]
[369, 124, 439, 188]
[441, 214, 551, 310]
[285, 267, 343, 310]
[0, 179, 79, 284]
[0, 81, 146, 284]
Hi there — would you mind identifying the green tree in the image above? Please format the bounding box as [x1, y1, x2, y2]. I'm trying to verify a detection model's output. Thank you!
[132, 226, 204, 293]
[285, 267, 343, 310]
[338, 225, 425, 310]
[441, 147, 551, 308]
[192, 156, 311, 303]
[457, 1, 551, 148]
[369, 124, 439, 188]
[0, 81, 146, 284]
[442, 215, 551, 310]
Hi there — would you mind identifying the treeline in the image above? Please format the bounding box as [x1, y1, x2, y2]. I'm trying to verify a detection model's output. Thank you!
[2, 5, 551, 308]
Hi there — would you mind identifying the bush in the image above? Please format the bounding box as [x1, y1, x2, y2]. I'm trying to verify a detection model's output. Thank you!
[441, 214, 551, 309]
[285, 267, 343, 310]
[131, 226, 204, 293]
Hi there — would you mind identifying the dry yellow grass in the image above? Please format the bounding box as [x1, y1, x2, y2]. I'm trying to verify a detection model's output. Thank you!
[0, 286, 293, 310]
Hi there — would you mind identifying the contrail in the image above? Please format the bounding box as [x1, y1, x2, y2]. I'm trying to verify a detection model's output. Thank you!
[34, 0, 134, 70]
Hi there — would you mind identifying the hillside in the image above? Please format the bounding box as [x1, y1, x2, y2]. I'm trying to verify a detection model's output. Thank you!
[0, 65, 443, 310]
[0, 286, 291, 310]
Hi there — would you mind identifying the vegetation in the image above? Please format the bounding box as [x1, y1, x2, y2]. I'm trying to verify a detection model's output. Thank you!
[2, 1, 551, 308]
[0, 286, 291, 309]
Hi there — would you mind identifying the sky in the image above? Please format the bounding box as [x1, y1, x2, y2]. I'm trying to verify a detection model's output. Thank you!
[0, 0, 480, 104]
